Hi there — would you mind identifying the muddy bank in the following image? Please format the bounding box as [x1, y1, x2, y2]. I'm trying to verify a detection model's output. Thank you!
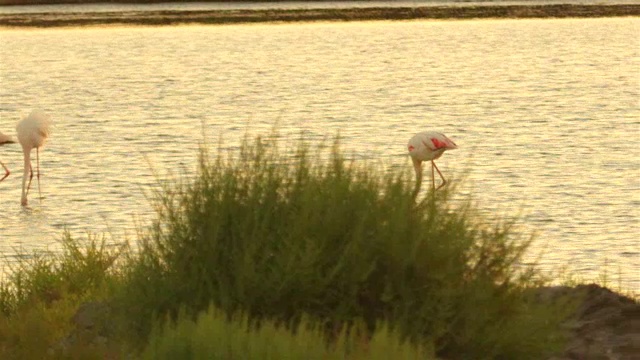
[540, 284, 639, 360]
[0, 4, 639, 27]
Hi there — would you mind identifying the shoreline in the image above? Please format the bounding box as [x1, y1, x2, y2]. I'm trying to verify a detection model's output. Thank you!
[1, 4, 639, 27]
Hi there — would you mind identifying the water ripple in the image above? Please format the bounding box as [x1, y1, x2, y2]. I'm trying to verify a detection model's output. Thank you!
[0, 18, 638, 292]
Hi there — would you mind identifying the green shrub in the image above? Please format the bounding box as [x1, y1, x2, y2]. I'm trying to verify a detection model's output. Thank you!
[0, 231, 124, 314]
[143, 305, 430, 360]
[114, 134, 569, 358]
[0, 232, 126, 359]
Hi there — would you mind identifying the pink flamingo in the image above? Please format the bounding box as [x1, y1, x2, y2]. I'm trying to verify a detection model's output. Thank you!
[16, 110, 52, 206]
[408, 131, 458, 196]
[0, 131, 15, 182]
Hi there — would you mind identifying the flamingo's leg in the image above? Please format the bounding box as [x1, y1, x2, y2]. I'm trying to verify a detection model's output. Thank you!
[0, 161, 9, 182]
[431, 161, 436, 191]
[25, 162, 33, 198]
[432, 161, 447, 190]
[36, 147, 42, 200]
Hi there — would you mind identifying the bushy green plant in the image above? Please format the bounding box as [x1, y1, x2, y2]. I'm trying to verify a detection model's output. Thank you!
[143, 305, 430, 360]
[0, 232, 126, 359]
[118, 134, 570, 359]
[0, 231, 124, 314]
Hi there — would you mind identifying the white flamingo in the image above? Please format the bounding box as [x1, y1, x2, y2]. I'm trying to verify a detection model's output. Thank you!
[408, 131, 458, 196]
[16, 110, 52, 206]
[0, 131, 15, 182]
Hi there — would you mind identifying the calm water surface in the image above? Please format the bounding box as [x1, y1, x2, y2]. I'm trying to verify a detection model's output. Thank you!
[0, 18, 638, 291]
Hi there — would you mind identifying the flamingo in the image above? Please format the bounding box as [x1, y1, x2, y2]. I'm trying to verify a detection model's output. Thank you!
[408, 131, 458, 197]
[16, 110, 52, 206]
[0, 131, 16, 182]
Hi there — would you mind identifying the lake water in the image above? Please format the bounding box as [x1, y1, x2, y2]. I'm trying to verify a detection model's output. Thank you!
[0, 18, 638, 292]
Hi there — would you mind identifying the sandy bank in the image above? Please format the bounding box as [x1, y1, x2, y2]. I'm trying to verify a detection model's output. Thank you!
[0, 4, 638, 28]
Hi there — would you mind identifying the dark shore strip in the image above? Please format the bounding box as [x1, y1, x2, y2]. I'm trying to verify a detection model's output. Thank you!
[1, 4, 639, 27]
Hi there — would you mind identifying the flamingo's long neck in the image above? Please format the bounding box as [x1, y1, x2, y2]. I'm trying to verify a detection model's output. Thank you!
[21, 147, 31, 206]
[412, 159, 423, 200]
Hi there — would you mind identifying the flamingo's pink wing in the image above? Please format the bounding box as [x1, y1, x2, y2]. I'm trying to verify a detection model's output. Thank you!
[429, 133, 457, 150]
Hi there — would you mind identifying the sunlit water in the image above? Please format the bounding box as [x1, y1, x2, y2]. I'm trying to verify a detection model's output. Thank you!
[0, 18, 638, 292]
